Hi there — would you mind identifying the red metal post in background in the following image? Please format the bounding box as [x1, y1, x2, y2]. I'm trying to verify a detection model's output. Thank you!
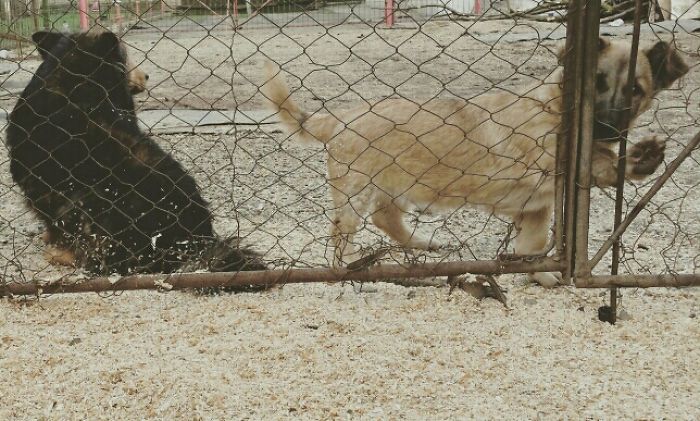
[473, 0, 481, 14]
[78, 0, 89, 30]
[385, 0, 394, 27]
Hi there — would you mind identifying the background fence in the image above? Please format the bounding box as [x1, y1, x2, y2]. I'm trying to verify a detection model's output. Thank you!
[0, 0, 698, 317]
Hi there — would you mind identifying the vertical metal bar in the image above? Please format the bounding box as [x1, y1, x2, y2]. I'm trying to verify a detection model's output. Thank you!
[115, 3, 123, 32]
[561, 0, 585, 281]
[2, 0, 11, 23]
[79, 0, 89, 30]
[554, 0, 580, 270]
[609, 0, 643, 323]
[31, 0, 39, 31]
[41, 0, 49, 30]
[554, 138, 566, 261]
[573, 0, 601, 277]
[385, 0, 394, 27]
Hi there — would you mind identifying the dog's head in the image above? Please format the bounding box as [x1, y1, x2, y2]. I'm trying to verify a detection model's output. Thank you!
[593, 38, 688, 141]
[31, 31, 148, 109]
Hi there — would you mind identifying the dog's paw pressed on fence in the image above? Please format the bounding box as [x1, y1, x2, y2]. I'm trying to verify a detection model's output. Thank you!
[627, 136, 666, 177]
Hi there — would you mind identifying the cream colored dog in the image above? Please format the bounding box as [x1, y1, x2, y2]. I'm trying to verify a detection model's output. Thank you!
[262, 38, 688, 286]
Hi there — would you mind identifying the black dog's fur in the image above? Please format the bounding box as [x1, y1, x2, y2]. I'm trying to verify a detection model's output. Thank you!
[7, 31, 264, 285]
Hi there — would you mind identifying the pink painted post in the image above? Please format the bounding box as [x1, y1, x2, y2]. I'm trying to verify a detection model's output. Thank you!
[135, 0, 141, 17]
[385, 0, 393, 27]
[233, 0, 238, 21]
[473, 0, 481, 14]
[78, 0, 89, 30]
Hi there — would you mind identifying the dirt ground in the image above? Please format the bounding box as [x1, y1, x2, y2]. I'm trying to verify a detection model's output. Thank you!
[0, 18, 699, 418]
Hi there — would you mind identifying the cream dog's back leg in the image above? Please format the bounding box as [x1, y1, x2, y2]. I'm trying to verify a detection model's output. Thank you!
[329, 187, 370, 266]
[513, 205, 562, 287]
[370, 198, 439, 251]
[331, 205, 362, 267]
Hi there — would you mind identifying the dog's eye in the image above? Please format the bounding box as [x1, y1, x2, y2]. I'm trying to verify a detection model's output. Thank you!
[633, 82, 644, 96]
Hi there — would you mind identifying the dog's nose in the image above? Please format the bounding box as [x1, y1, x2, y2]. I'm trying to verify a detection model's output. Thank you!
[145, 74, 149, 81]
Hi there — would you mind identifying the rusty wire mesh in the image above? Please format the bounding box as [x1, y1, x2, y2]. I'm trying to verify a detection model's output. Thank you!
[0, 0, 697, 294]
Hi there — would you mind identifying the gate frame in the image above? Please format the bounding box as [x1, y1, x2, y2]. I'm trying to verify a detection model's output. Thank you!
[562, 0, 700, 322]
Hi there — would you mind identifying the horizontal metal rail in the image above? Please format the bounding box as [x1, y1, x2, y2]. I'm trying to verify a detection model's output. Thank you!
[1, 257, 563, 296]
[576, 274, 700, 288]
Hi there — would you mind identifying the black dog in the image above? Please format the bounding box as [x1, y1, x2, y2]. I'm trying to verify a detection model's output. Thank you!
[6, 31, 265, 287]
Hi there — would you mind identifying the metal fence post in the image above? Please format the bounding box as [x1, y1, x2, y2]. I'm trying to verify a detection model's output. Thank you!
[573, 0, 601, 278]
[561, 0, 600, 281]
[79, 0, 90, 30]
[560, 0, 584, 282]
[385, 0, 394, 27]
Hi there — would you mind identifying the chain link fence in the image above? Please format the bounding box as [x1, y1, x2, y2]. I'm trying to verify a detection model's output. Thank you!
[0, 0, 698, 297]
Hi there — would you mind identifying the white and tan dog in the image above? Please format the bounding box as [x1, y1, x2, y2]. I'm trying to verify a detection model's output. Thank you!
[262, 38, 688, 286]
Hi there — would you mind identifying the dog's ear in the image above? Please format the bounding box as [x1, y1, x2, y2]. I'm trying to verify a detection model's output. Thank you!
[557, 37, 610, 65]
[32, 31, 65, 60]
[645, 41, 689, 90]
[94, 31, 123, 62]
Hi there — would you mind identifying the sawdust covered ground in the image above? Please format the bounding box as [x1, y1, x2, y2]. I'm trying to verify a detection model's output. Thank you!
[1, 281, 698, 419]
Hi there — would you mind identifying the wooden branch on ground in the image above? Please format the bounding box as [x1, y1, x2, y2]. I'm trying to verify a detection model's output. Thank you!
[0, 32, 29, 43]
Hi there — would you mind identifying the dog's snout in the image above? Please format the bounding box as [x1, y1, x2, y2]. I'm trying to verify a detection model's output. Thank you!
[145, 73, 149, 81]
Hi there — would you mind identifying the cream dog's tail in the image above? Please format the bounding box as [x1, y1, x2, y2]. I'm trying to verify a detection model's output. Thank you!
[261, 61, 334, 144]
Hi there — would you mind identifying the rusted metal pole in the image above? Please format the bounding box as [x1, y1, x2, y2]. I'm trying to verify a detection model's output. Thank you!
[561, 0, 585, 281]
[577, 274, 700, 288]
[1, 257, 563, 296]
[608, 0, 643, 324]
[589, 130, 700, 269]
[573, 0, 601, 278]
[554, 144, 566, 259]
